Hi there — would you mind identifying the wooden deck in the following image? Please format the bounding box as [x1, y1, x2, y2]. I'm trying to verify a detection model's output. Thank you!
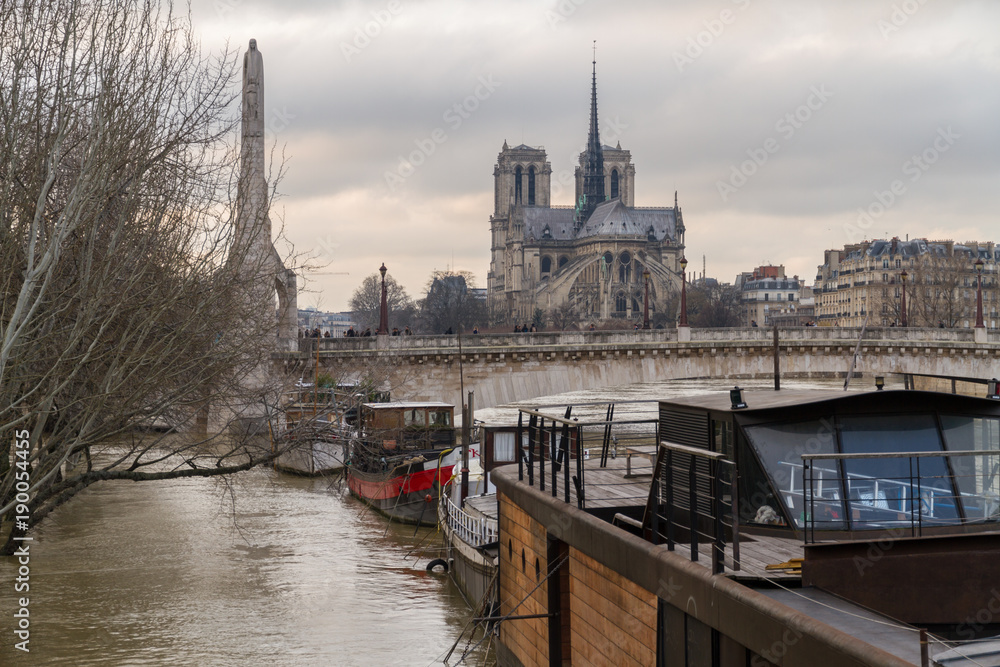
[519, 446, 806, 583]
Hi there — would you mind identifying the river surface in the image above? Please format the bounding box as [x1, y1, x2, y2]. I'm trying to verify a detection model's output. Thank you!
[1, 377, 882, 665]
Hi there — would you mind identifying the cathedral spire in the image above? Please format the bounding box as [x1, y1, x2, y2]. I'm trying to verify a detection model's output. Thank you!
[578, 41, 605, 224]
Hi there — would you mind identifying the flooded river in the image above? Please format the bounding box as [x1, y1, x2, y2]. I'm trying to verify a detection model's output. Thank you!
[1, 377, 881, 665]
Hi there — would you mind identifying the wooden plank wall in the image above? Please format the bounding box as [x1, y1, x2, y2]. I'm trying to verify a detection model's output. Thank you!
[498, 491, 551, 667]
[568, 549, 657, 666]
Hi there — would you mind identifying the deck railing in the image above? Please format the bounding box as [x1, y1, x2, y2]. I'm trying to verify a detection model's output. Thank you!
[515, 407, 659, 509]
[441, 494, 497, 548]
[801, 449, 1000, 543]
[646, 442, 740, 575]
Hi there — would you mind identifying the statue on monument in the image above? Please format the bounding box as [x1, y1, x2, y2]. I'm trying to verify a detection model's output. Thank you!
[243, 38, 264, 136]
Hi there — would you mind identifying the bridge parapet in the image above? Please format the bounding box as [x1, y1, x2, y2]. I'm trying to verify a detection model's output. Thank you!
[295, 326, 994, 354]
[277, 327, 999, 410]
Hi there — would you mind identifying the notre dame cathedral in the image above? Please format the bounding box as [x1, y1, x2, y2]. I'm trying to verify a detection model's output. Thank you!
[486, 60, 687, 328]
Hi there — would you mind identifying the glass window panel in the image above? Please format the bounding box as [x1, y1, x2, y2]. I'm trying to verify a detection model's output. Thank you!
[745, 420, 843, 529]
[840, 415, 957, 528]
[404, 409, 425, 426]
[941, 415, 1000, 521]
[429, 410, 451, 426]
[494, 432, 515, 462]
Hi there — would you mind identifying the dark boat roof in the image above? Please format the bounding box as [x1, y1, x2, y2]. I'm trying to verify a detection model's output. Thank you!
[362, 401, 454, 409]
[660, 388, 1000, 418]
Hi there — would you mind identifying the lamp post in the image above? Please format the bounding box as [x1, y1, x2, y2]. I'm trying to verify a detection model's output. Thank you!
[642, 268, 651, 330]
[377, 262, 389, 335]
[899, 269, 908, 327]
[678, 256, 689, 327]
[975, 258, 985, 329]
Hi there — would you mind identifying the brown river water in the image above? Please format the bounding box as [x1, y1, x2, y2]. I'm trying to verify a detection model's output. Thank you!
[1, 377, 874, 665]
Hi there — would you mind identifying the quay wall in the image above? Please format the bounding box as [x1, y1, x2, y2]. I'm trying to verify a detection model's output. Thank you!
[493, 467, 916, 667]
[278, 328, 1000, 410]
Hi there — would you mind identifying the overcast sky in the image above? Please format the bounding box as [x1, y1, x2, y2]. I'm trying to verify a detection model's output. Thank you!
[190, 0, 1000, 311]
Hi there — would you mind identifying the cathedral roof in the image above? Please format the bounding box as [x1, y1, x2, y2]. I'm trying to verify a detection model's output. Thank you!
[523, 207, 575, 241]
[520, 199, 678, 244]
[578, 199, 677, 242]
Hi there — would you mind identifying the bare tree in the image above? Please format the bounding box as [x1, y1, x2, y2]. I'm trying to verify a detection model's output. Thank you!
[418, 270, 486, 334]
[0, 1, 301, 553]
[348, 272, 416, 332]
[547, 301, 578, 331]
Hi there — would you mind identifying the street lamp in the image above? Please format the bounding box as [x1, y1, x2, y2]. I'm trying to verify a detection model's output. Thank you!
[679, 256, 689, 327]
[899, 269, 908, 327]
[975, 258, 985, 329]
[642, 268, 651, 330]
[377, 262, 389, 335]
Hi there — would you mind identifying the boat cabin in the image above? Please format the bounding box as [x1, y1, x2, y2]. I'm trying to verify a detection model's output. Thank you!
[359, 401, 456, 450]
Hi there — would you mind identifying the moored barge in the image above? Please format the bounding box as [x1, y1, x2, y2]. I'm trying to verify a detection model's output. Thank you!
[346, 401, 458, 525]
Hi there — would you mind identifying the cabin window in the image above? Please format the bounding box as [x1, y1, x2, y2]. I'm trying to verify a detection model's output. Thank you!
[404, 408, 426, 426]
[744, 420, 843, 529]
[494, 432, 516, 462]
[940, 415, 1000, 519]
[429, 410, 451, 427]
[840, 414, 957, 527]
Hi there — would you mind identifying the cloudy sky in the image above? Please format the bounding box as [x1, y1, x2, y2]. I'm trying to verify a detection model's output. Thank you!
[190, 0, 1000, 311]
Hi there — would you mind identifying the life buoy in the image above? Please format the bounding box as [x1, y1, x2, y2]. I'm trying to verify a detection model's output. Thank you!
[426, 558, 449, 573]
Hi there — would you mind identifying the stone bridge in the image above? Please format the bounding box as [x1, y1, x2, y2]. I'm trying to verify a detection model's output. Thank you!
[276, 328, 1000, 410]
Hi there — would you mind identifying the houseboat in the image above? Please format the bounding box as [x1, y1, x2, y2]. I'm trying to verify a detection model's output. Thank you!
[490, 386, 1000, 666]
[346, 401, 459, 525]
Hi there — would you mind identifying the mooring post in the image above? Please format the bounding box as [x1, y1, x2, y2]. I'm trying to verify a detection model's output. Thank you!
[773, 325, 780, 391]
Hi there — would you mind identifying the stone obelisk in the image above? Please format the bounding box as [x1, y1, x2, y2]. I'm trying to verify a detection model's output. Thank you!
[236, 38, 270, 262]
[235, 38, 297, 345]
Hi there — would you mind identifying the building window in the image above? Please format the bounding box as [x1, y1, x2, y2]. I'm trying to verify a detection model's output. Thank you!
[514, 166, 522, 202]
[611, 168, 619, 199]
[615, 291, 628, 312]
[558, 255, 569, 269]
[619, 251, 632, 283]
[764, 293, 769, 301]
[541, 256, 552, 274]
[528, 166, 536, 205]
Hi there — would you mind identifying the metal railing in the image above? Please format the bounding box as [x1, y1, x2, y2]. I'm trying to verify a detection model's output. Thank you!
[647, 442, 740, 575]
[441, 494, 497, 548]
[801, 449, 1000, 543]
[515, 407, 659, 509]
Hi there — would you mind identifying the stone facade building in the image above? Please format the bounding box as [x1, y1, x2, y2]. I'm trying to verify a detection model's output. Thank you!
[486, 61, 686, 327]
[737, 265, 804, 327]
[813, 238, 999, 328]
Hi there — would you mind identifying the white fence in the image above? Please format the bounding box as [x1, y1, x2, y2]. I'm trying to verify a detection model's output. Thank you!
[441, 494, 497, 548]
